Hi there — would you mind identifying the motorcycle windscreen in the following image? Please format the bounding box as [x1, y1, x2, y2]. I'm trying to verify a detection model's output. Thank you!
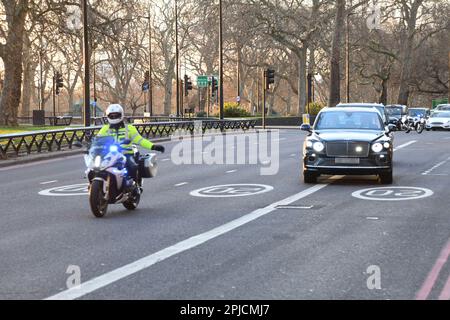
[89, 136, 116, 158]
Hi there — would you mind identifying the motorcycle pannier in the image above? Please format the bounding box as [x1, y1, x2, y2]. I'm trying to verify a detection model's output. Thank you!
[138, 153, 157, 178]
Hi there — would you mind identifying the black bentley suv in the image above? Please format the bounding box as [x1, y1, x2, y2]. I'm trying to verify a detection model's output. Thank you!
[301, 107, 395, 184]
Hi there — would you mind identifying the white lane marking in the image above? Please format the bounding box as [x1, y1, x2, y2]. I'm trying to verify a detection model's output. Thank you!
[40, 180, 58, 185]
[422, 156, 450, 176]
[161, 159, 170, 162]
[366, 217, 380, 220]
[45, 179, 338, 300]
[393, 140, 417, 152]
[226, 170, 238, 173]
[290, 154, 296, 157]
[174, 182, 188, 187]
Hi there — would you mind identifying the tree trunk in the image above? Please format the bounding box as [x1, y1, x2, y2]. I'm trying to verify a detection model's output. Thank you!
[297, 47, 307, 115]
[328, 0, 346, 108]
[21, 60, 37, 118]
[397, 1, 423, 105]
[163, 75, 174, 115]
[379, 78, 388, 105]
[0, 0, 29, 126]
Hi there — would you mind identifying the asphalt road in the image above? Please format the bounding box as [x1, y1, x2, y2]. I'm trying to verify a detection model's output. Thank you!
[1, 129, 450, 300]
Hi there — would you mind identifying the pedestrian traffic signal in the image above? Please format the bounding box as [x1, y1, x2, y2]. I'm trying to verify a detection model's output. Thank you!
[142, 71, 150, 92]
[265, 69, 275, 89]
[55, 72, 64, 95]
[184, 75, 193, 96]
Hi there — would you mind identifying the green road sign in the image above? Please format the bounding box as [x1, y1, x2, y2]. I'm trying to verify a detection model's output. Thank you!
[197, 76, 209, 88]
[197, 75, 219, 88]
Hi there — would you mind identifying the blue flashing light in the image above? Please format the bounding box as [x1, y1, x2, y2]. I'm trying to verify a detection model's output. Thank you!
[109, 145, 119, 153]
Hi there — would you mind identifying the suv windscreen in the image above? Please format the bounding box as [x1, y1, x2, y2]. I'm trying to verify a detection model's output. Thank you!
[315, 111, 383, 130]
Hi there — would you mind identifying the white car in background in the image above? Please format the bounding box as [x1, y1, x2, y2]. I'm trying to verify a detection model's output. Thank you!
[426, 111, 450, 131]
[434, 104, 450, 112]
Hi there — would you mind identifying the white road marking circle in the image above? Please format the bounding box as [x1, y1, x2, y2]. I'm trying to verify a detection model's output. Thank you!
[190, 184, 274, 198]
[352, 187, 433, 201]
[39, 183, 89, 197]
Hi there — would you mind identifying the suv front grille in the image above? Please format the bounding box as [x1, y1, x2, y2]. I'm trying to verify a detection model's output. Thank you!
[326, 141, 370, 157]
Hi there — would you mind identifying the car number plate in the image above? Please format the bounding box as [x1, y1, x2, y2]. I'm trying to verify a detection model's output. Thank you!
[335, 158, 360, 164]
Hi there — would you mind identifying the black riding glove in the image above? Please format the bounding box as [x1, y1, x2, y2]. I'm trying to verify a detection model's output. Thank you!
[152, 145, 165, 153]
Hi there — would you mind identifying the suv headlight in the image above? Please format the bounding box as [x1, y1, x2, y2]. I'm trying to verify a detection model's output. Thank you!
[313, 141, 325, 152]
[371, 143, 383, 153]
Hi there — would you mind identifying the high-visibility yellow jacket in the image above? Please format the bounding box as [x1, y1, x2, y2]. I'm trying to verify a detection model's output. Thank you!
[97, 123, 154, 154]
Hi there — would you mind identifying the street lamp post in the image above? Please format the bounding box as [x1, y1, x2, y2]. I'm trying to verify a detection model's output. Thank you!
[148, 4, 153, 116]
[219, 0, 224, 119]
[175, 0, 180, 117]
[38, 49, 44, 111]
[82, 0, 91, 127]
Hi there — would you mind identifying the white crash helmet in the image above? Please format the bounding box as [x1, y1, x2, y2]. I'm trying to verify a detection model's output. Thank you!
[106, 104, 124, 125]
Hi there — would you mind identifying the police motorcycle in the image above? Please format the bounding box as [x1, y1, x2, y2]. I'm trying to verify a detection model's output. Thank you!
[403, 115, 425, 134]
[74, 136, 157, 218]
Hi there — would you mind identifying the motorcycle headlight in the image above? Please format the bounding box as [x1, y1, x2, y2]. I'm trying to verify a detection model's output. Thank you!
[383, 142, 390, 149]
[94, 155, 102, 168]
[313, 141, 325, 152]
[305, 140, 313, 148]
[109, 145, 119, 153]
[371, 143, 383, 153]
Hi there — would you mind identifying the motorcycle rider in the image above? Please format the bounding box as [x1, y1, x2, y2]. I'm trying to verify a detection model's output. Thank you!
[97, 104, 165, 190]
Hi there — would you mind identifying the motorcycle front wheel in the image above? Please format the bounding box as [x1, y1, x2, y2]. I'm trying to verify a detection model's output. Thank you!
[89, 180, 108, 218]
[416, 123, 424, 134]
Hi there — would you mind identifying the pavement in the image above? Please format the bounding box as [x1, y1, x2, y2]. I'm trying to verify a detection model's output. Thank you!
[0, 129, 450, 300]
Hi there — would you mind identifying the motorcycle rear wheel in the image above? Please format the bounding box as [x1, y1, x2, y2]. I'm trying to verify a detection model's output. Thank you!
[89, 180, 108, 218]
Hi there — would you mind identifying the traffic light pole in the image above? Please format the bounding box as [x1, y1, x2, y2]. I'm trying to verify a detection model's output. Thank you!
[207, 83, 210, 118]
[262, 70, 266, 130]
[52, 74, 56, 121]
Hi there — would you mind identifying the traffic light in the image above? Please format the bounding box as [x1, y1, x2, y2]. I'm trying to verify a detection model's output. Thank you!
[265, 69, 275, 89]
[55, 72, 64, 95]
[211, 76, 218, 93]
[142, 71, 150, 92]
[184, 75, 193, 96]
